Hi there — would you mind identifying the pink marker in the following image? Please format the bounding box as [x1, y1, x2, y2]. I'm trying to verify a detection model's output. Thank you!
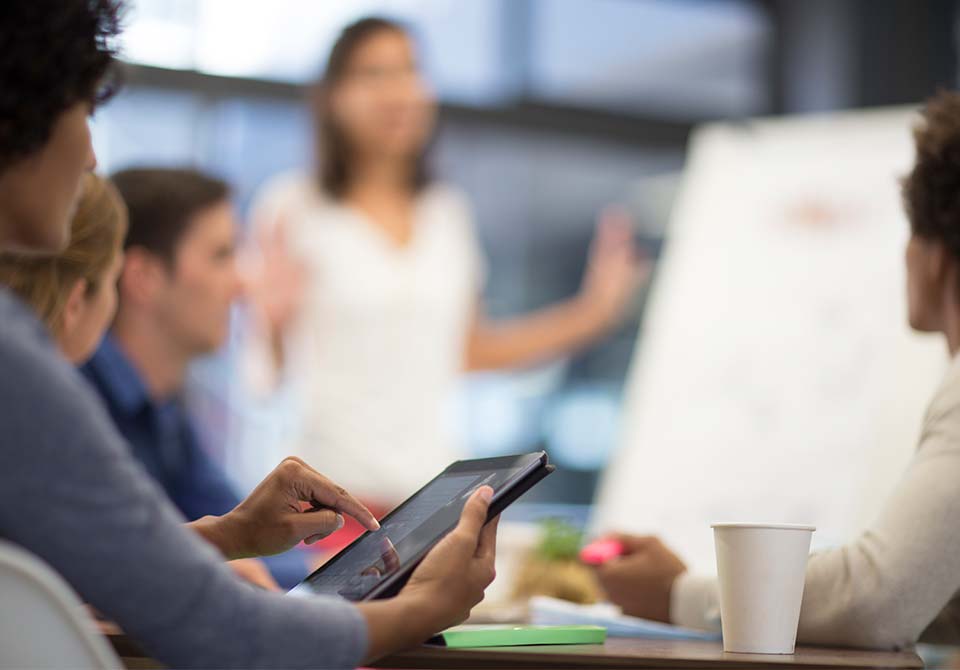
[579, 539, 625, 565]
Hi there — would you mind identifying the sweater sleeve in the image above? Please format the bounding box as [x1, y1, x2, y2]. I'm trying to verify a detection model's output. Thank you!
[0, 295, 367, 669]
[672, 366, 960, 650]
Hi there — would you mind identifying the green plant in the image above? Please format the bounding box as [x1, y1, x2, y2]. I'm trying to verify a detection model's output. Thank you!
[536, 519, 584, 561]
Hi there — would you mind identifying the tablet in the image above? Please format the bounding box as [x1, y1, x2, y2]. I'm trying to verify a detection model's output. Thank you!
[288, 452, 554, 601]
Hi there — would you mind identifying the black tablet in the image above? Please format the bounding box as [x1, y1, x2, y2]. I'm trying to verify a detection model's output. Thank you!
[288, 451, 554, 601]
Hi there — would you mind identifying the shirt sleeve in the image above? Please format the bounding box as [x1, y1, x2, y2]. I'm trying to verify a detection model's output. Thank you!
[175, 424, 309, 590]
[0, 311, 367, 669]
[262, 550, 309, 591]
[671, 372, 960, 650]
[174, 420, 244, 521]
[439, 185, 488, 293]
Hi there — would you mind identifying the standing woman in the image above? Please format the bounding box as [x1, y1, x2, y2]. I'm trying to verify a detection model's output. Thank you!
[249, 17, 647, 507]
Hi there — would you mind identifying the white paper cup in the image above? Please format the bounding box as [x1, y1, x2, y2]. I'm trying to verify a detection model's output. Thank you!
[712, 522, 814, 654]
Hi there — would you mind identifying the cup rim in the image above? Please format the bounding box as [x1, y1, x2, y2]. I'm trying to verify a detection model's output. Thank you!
[711, 522, 816, 531]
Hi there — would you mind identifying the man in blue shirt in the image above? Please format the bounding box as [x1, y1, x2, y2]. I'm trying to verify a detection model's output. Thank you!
[81, 167, 305, 589]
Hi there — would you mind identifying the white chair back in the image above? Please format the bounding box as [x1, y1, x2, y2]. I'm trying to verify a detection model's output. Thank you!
[0, 539, 121, 669]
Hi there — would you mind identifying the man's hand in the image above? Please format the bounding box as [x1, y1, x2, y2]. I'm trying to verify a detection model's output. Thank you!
[191, 456, 379, 559]
[356, 486, 499, 663]
[228, 558, 281, 591]
[401, 486, 499, 629]
[594, 534, 687, 623]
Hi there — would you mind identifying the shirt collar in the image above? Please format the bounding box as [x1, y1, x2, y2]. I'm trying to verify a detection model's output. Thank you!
[86, 334, 153, 415]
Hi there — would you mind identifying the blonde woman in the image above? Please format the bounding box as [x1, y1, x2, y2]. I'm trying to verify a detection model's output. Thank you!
[0, 173, 289, 590]
[0, 172, 126, 363]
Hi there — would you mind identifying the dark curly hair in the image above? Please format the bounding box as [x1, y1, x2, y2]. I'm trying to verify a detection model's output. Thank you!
[0, 0, 123, 171]
[902, 90, 960, 258]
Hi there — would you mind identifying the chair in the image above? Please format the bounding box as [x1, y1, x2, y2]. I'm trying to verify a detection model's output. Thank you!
[0, 539, 121, 669]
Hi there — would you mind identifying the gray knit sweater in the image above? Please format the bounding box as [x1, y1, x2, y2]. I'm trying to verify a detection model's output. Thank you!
[0, 288, 367, 668]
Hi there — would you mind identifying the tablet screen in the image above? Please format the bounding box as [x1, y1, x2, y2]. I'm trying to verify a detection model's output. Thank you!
[289, 454, 541, 600]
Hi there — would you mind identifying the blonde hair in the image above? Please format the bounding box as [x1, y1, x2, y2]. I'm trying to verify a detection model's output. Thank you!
[0, 173, 127, 333]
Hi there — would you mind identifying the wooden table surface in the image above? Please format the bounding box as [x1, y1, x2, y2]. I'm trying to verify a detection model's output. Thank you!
[105, 629, 924, 670]
[370, 637, 924, 669]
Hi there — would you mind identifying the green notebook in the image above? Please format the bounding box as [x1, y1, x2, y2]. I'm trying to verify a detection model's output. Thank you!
[429, 624, 607, 648]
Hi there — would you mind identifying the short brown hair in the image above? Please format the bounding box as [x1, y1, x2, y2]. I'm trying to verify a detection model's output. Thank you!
[0, 172, 127, 331]
[110, 167, 230, 264]
[903, 90, 960, 258]
[315, 17, 430, 197]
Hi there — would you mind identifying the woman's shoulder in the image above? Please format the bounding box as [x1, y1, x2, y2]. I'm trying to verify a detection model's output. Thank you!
[419, 182, 473, 221]
[252, 170, 335, 215]
[250, 171, 346, 242]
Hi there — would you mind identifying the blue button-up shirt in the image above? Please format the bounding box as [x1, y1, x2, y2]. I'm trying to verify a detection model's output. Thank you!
[80, 335, 306, 589]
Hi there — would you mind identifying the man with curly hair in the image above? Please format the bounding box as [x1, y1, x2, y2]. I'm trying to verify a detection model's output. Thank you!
[0, 1, 501, 667]
[596, 90, 960, 651]
[0, 0, 119, 251]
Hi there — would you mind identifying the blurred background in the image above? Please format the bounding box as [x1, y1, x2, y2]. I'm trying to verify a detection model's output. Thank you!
[90, 0, 960, 524]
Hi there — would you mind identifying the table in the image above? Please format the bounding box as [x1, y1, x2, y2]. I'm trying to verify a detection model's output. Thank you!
[105, 630, 924, 669]
[370, 638, 923, 669]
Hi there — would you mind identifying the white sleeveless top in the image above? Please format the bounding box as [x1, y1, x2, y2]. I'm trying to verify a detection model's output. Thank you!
[248, 173, 485, 503]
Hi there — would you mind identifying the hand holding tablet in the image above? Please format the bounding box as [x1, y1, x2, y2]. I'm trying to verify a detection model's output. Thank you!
[285, 452, 553, 665]
[400, 486, 500, 629]
[352, 486, 502, 663]
[290, 452, 554, 601]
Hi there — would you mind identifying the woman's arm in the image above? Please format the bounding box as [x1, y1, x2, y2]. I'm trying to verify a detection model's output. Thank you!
[0, 332, 373, 669]
[465, 214, 650, 371]
[667, 384, 960, 650]
[465, 297, 618, 371]
[790, 398, 960, 649]
[599, 370, 960, 650]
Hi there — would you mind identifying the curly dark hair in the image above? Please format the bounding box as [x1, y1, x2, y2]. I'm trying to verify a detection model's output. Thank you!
[0, 0, 124, 171]
[902, 90, 960, 258]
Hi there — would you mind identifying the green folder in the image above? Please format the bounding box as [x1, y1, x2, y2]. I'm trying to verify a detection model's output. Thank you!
[429, 624, 607, 648]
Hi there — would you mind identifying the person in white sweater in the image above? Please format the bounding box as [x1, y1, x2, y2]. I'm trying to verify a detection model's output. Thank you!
[594, 90, 960, 651]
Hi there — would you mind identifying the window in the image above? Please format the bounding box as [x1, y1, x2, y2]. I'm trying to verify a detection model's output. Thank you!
[120, 0, 509, 103]
[528, 0, 771, 117]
